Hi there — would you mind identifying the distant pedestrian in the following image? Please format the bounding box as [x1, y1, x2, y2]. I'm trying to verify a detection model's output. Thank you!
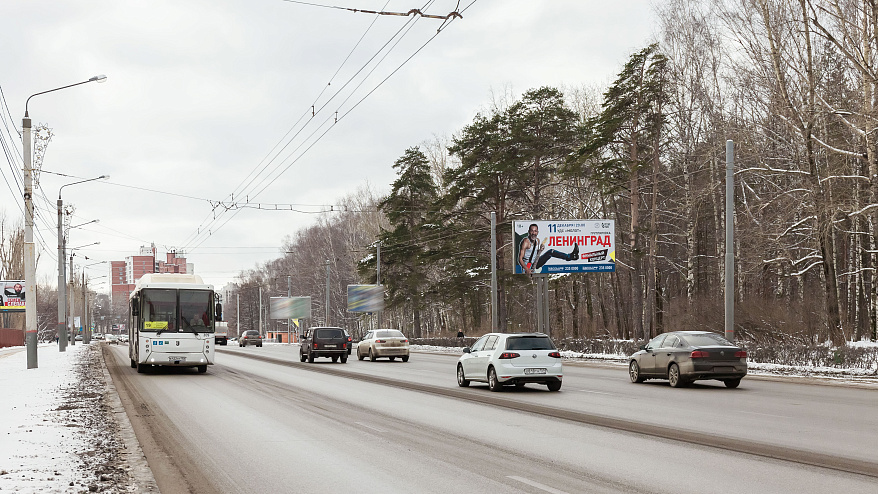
[456, 330, 464, 338]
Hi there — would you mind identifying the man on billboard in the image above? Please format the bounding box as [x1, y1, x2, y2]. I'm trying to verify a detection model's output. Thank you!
[517, 223, 579, 274]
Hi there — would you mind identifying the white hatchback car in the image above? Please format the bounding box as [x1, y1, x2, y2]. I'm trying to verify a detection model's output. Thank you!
[457, 333, 563, 391]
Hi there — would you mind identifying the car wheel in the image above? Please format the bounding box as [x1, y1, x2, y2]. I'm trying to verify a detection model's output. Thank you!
[300, 350, 306, 362]
[547, 381, 562, 392]
[402, 355, 409, 362]
[668, 363, 687, 388]
[457, 364, 470, 387]
[724, 378, 741, 389]
[389, 356, 396, 361]
[369, 348, 377, 362]
[488, 367, 502, 392]
[357, 349, 365, 361]
[308, 352, 314, 363]
[197, 365, 207, 373]
[242, 341, 247, 347]
[629, 360, 645, 383]
[341, 355, 348, 364]
[332, 355, 338, 363]
[258, 343, 262, 347]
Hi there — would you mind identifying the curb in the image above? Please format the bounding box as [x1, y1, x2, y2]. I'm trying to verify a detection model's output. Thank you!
[98, 344, 161, 493]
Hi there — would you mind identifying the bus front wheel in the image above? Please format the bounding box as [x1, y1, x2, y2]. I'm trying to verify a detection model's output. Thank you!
[136, 363, 147, 374]
[197, 365, 207, 373]
[130, 359, 136, 369]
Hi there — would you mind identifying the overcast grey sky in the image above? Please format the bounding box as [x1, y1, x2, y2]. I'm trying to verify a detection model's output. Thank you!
[0, 0, 656, 290]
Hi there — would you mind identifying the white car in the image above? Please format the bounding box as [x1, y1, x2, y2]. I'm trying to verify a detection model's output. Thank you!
[356, 329, 410, 362]
[457, 333, 563, 391]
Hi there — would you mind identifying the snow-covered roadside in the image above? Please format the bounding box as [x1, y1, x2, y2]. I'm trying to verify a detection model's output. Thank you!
[0, 343, 155, 493]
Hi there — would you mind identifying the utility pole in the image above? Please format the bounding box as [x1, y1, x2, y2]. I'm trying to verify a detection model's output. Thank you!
[57, 201, 66, 350]
[236, 293, 240, 338]
[23, 114, 37, 368]
[491, 212, 497, 331]
[69, 255, 75, 346]
[258, 286, 263, 336]
[325, 259, 330, 326]
[725, 140, 735, 341]
[82, 272, 89, 344]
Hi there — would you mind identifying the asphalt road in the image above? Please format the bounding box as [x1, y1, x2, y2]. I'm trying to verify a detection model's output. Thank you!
[104, 344, 878, 494]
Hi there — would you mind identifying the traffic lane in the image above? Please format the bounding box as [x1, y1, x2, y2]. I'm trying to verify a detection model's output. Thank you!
[107, 345, 628, 494]
[173, 349, 877, 494]
[221, 345, 878, 464]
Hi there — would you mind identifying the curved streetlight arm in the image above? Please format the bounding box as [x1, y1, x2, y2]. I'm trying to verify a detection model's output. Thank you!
[26, 75, 107, 117]
[59, 175, 109, 199]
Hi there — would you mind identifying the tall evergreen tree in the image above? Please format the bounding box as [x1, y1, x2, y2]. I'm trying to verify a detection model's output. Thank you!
[375, 147, 439, 337]
[569, 43, 668, 340]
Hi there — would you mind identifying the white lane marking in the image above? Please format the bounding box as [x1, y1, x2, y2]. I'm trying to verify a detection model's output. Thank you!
[738, 410, 791, 419]
[354, 422, 387, 433]
[574, 389, 613, 396]
[507, 476, 569, 494]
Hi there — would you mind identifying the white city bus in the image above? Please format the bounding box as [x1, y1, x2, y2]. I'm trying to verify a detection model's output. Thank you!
[128, 273, 217, 373]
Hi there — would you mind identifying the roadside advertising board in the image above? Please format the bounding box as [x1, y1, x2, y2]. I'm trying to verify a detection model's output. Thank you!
[347, 284, 384, 312]
[513, 220, 615, 274]
[269, 296, 312, 319]
[0, 280, 26, 312]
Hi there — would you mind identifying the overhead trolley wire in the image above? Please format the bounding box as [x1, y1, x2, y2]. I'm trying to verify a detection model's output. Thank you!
[179, 1, 432, 251]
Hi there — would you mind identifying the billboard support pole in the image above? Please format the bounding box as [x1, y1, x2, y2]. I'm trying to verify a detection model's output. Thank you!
[377, 242, 382, 328]
[491, 212, 497, 332]
[287, 276, 291, 344]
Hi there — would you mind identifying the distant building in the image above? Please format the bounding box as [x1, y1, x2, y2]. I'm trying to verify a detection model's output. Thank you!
[110, 244, 191, 304]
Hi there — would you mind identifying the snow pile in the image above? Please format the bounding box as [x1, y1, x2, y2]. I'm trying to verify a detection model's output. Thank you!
[0, 344, 139, 493]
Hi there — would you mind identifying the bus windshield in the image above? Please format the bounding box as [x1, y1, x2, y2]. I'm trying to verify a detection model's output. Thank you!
[141, 288, 214, 333]
[181, 290, 213, 332]
[142, 289, 176, 333]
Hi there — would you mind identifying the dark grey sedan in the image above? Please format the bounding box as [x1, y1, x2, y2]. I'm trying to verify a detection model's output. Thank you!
[628, 331, 747, 388]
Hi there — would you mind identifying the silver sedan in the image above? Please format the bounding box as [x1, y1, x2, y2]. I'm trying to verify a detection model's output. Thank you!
[356, 329, 410, 362]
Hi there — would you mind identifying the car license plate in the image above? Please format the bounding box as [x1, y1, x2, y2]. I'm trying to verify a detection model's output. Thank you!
[715, 366, 735, 373]
[324, 344, 337, 348]
[524, 368, 546, 375]
[169, 356, 186, 362]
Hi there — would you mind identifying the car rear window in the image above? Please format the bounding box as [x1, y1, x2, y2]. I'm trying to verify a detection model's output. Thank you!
[245, 331, 259, 336]
[316, 329, 344, 339]
[681, 333, 732, 347]
[505, 336, 555, 350]
[375, 330, 405, 338]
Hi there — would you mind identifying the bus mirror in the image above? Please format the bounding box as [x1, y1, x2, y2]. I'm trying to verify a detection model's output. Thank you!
[215, 302, 223, 321]
[131, 297, 140, 317]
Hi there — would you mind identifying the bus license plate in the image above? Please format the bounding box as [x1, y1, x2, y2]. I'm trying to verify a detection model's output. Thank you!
[524, 368, 546, 375]
[169, 356, 186, 362]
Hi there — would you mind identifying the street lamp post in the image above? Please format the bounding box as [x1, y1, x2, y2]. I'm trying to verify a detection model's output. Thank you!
[24, 74, 106, 369]
[67, 243, 100, 346]
[81, 264, 106, 344]
[57, 177, 107, 352]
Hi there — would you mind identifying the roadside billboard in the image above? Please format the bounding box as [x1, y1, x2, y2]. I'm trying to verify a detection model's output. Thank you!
[513, 220, 615, 274]
[0, 280, 26, 312]
[347, 284, 384, 312]
[269, 296, 312, 319]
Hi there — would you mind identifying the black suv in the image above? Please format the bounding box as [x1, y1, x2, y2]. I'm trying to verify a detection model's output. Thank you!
[300, 327, 348, 363]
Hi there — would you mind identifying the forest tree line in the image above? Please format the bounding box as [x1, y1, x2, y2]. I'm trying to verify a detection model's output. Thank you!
[230, 0, 878, 347]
